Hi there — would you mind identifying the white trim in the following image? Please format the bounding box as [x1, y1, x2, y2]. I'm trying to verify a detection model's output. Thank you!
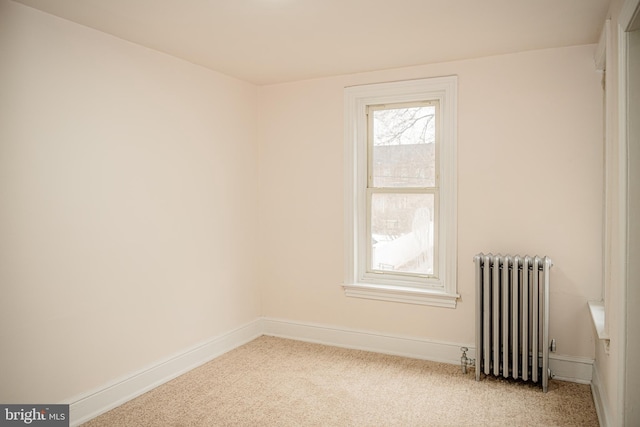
[262, 317, 473, 364]
[261, 317, 593, 384]
[342, 282, 459, 308]
[588, 300, 610, 354]
[591, 362, 612, 427]
[343, 76, 458, 307]
[601, 16, 614, 331]
[547, 354, 594, 384]
[66, 320, 263, 427]
[616, 0, 639, 421]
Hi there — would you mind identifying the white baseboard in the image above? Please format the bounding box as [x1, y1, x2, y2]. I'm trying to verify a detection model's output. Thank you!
[548, 353, 594, 384]
[262, 317, 473, 365]
[591, 362, 611, 427]
[261, 317, 594, 384]
[68, 317, 595, 426]
[68, 319, 263, 427]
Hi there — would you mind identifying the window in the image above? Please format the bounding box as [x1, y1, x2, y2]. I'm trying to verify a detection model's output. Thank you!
[343, 77, 458, 307]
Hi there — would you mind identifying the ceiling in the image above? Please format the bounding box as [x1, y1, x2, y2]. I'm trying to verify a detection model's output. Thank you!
[12, 0, 611, 85]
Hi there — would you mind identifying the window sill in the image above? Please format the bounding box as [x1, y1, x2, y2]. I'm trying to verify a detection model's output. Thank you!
[588, 300, 610, 354]
[342, 283, 459, 308]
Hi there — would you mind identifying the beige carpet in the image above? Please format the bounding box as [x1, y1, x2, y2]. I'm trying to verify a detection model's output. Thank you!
[82, 336, 599, 426]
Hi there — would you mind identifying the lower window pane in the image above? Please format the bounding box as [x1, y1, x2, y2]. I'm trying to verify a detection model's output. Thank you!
[370, 193, 434, 275]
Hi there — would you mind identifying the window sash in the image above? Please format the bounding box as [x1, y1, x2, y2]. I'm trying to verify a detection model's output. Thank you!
[365, 188, 440, 282]
[364, 100, 440, 282]
[366, 101, 439, 190]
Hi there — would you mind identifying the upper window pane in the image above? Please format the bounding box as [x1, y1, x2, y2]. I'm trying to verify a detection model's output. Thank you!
[371, 104, 436, 188]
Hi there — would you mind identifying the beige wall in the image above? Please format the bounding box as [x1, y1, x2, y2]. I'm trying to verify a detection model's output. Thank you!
[0, 0, 260, 403]
[259, 45, 603, 356]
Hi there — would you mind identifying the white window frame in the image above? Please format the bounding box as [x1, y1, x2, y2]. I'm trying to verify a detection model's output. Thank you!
[590, 19, 611, 353]
[343, 76, 458, 308]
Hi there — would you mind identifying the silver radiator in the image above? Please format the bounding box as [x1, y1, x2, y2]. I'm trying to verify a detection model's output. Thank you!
[474, 253, 553, 392]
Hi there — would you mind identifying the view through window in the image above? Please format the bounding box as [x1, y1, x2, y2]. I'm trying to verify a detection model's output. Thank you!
[368, 102, 438, 277]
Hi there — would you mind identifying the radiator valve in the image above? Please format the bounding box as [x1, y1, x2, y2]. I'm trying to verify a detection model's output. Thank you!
[460, 347, 472, 374]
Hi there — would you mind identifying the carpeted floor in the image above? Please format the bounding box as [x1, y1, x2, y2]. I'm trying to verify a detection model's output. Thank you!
[82, 336, 599, 426]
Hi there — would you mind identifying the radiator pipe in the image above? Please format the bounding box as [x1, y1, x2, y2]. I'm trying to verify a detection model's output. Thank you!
[460, 347, 469, 374]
